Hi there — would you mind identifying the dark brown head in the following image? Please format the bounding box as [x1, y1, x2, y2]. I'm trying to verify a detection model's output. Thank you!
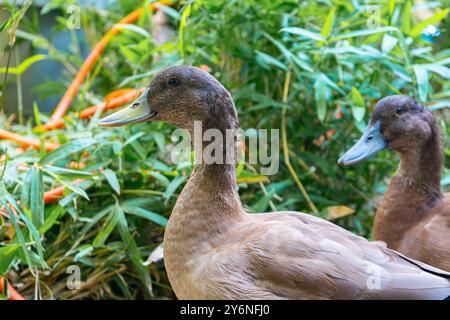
[338, 95, 440, 165]
[99, 65, 238, 131]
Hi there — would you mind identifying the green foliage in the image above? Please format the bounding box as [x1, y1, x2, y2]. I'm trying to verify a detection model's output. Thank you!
[0, 0, 449, 299]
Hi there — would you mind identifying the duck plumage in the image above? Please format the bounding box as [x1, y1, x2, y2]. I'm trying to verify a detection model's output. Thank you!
[339, 95, 449, 272]
[100, 67, 450, 299]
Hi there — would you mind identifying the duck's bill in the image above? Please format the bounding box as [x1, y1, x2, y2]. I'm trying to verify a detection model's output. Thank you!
[99, 90, 157, 127]
[338, 121, 387, 166]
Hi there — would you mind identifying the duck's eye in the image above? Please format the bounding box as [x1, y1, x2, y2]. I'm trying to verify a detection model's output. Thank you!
[168, 78, 181, 87]
[395, 106, 405, 115]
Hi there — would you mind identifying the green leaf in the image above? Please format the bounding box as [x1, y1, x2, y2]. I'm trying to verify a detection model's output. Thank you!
[424, 64, 450, 79]
[0, 245, 20, 274]
[330, 26, 398, 41]
[250, 190, 275, 212]
[30, 166, 44, 229]
[115, 204, 152, 296]
[255, 50, 287, 70]
[381, 34, 398, 53]
[20, 169, 32, 209]
[123, 206, 168, 227]
[409, 9, 449, 37]
[45, 170, 90, 200]
[40, 138, 96, 165]
[281, 27, 325, 41]
[388, 0, 395, 16]
[40, 206, 66, 234]
[320, 7, 335, 38]
[314, 77, 327, 122]
[401, 1, 412, 34]
[163, 176, 185, 202]
[413, 65, 429, 102]
[92, 210, 118, 247]
[102, 169, 121, 194]
[155, 3, 181, 21]
[151, 131, 166, 153]
[114, 24, 151, 38]
[43, 165, 93, 177]
[0, 54, 46, 75]
[179, 4, 191, 59]
[3, 200, 34, 272]
[6, 195, 46, 264]
[351, 87, 366, 122]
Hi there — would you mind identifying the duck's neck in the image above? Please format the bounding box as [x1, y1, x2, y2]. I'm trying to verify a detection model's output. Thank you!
[170, 95, 244, 232]
[395, 128, 442, 200]
[374, 125, 443, 246]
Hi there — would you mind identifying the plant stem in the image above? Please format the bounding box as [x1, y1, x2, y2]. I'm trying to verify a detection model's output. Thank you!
[0, 44, 12, 113]
[281, 69, 318, 213]
[15, 47, 23, 125]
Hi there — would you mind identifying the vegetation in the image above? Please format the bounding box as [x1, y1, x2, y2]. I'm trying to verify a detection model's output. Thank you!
[0, 0, 449, 299]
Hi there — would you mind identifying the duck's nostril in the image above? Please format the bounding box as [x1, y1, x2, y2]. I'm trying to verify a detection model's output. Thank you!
[131, 103, 140, 109]
[367, 136, 373, 141]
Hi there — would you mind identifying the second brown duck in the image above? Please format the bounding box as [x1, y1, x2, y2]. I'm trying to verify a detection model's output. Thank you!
[339, 95, 449, 272]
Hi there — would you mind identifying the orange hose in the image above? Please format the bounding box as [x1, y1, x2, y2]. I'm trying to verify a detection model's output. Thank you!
[0, 277, 26, 300]
[43, 179, 85, 204]
[0, 129, 60, 151]
[50, 1, 172, 123]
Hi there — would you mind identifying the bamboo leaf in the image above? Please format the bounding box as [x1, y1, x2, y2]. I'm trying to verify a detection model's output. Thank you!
[314, 76, 328, 122]
[123, 205, 167, 227]
[163, 176, 185, 202]
[320, 7, 335, 38]
[40, 138, 96, 165]
[30, 166, 44, 229]
[409, 9, 449, 37]
[114, 24, 151, 38]
[0, 245, 20, 274]
[115, 204, 152, 297]
[0, 54, 46, 74]
[351, 86, 366, 122]
[102, 169, 121, 194]
[281, 27, 325, 41]
[413, 65, 429, 102]
[255, 50, 287, 70]
[3, 200, 34, 272]
[330, 26, 398, 41]
[92, 210, 119, 247]
[179, 4, 191, 59]
[401, 1, 412, 34]
[6, 194, 46, 262]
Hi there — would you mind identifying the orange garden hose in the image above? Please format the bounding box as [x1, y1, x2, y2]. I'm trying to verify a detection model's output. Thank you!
[49, 1, 171, 123]
[0, 278, 26, 300]
[0, 129, 60, 151]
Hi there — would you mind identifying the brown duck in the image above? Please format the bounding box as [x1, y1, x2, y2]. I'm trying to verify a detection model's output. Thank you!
[100, 66, 450, 299]
[339, 95, 449, 272]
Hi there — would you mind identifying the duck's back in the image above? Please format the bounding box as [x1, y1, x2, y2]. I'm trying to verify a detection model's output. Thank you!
[167, 210, 450, 300]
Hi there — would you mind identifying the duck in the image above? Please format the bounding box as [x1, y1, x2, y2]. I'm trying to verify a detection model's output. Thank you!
[100, 66, 450, 299]
[338, 95, 449, 272]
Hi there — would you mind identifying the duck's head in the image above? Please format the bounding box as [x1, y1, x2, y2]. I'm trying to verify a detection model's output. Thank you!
[99, 65, 238, 131]
[338, 95, 436, 166]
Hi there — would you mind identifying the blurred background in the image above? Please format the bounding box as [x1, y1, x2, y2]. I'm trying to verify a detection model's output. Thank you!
[0, 0, 449, 299]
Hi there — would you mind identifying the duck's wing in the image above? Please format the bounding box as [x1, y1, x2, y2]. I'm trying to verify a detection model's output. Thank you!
[238, 211, 450, 300]
[400, 196, 450, 272]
